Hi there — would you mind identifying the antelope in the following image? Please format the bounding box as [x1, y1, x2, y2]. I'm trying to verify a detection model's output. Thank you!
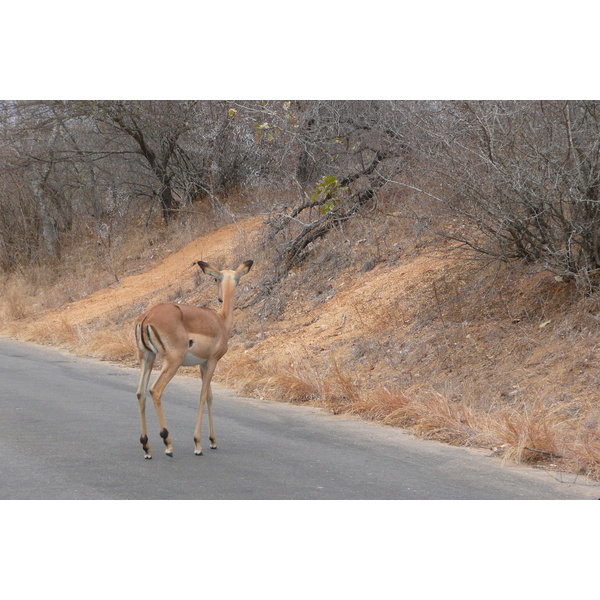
[134, 259, 253, 458]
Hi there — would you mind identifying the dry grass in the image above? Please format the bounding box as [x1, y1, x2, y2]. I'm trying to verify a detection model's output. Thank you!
[221, 353, 600, 479]
[221, 353, 323, 404]
[73, 323, 135, 361]
[491, 399, 600, 477]
[0, 276, 37, 321]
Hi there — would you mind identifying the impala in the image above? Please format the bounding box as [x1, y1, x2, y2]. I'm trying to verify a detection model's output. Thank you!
[134, 259, 253, 458]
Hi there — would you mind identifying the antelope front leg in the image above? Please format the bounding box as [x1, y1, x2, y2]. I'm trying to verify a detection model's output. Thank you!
[206, 384, 217, 450]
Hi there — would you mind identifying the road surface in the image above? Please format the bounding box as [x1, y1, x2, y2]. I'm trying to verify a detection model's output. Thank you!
[1, 338, 598, 499]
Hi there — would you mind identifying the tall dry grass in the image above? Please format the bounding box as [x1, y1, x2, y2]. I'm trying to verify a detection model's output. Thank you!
[71, 322, 135, 362]
[221, 354, 323, 404]
[0, 275, 36, 321]
[219, 346, 600, 480]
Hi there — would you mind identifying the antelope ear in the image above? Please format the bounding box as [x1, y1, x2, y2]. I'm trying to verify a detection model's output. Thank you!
[236, 260, 254, 278]
[197, 261, 223, 281]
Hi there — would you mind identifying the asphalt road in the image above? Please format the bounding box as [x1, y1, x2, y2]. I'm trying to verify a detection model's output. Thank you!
[1, 337, 598, 499]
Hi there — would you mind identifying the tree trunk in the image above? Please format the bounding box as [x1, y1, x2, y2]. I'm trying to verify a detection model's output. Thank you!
[160, 181, 178, 222]
[30, 168, 59, 258]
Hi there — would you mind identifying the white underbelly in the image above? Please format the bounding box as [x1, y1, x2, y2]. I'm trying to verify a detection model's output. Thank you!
[182, 353, 207, 367]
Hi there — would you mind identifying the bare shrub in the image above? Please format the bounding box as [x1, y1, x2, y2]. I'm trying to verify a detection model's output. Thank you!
[400, 101, 600, 291]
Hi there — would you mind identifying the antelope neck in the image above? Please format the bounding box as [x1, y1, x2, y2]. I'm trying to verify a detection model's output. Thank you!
[217, 279, 236, 334]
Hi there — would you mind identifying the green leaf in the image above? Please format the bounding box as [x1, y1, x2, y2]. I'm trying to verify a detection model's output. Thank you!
[320, 200, 335, 214]
[311, 175, 345, 205]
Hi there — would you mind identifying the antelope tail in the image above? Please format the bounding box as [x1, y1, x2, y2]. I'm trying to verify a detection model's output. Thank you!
[136, 321, 164, 354]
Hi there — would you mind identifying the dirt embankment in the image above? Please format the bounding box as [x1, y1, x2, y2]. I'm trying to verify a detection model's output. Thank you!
[6, 217, 262, 336]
